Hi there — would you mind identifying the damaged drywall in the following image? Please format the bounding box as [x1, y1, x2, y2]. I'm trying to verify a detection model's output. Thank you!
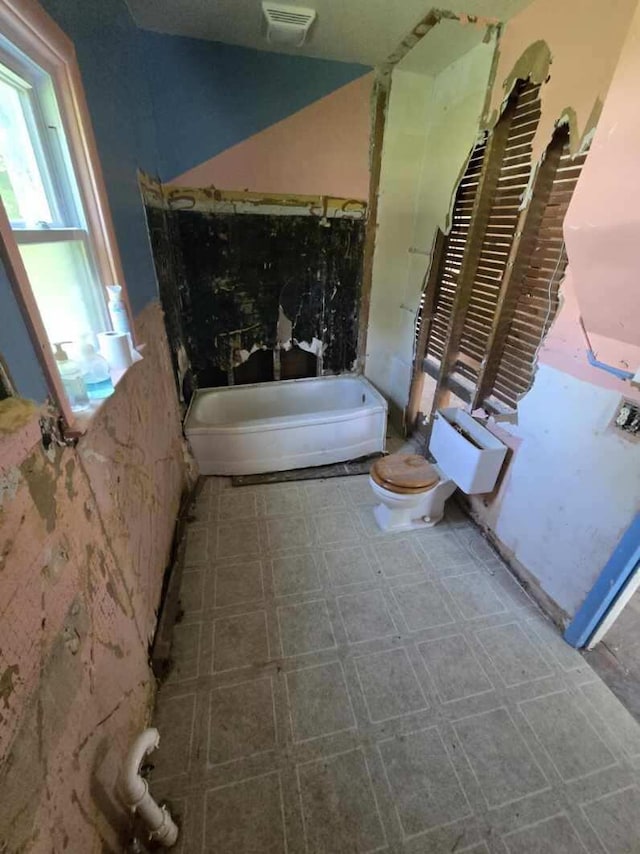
[0, 302, 189, 851]
[142, 178, 366, 393]
[366, 36, 497, 411]
[485, 0, 637, 164]
[452, 0, 640, 620]
[365, 0, 640, 625]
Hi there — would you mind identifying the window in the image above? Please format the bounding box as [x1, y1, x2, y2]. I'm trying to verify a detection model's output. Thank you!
[0, 0, 132, 428]
[414, 80, 588, 423]
[0, 44, 108, 344]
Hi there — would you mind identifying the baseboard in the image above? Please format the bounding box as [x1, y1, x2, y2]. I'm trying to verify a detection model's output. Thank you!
[457, 494, 571, 631]
[150, 480, 199, 679]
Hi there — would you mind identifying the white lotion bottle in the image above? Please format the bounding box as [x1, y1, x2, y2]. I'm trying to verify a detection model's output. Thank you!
[106, 284, 131, 336]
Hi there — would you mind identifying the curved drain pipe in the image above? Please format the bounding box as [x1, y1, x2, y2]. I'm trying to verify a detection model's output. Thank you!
[121, 728, 179, 847]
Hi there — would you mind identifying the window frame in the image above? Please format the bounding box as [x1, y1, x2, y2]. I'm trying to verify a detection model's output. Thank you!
[0, 0, 135, 431]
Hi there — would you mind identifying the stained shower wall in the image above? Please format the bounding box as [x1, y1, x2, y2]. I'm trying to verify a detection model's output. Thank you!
[365, 0, 640, 624]
[0, 0, 189, 850]
[143, 187, 366, 394]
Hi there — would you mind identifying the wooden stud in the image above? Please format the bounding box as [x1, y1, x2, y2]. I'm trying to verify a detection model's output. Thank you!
[406, 229, 446, 432]
[471, 130, 566, 409]
[357, 76, 390, 371]
[425, 98, 518, 437]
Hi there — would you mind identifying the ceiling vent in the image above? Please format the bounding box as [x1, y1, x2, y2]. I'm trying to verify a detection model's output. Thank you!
[261, 2, 316, 48]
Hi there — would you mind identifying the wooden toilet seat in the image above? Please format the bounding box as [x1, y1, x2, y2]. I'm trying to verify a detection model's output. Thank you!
[370, 454, 440, 495]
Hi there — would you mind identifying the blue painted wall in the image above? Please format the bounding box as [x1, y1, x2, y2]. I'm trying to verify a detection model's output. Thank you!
[0, 0, 369, 399]
[0, 258, 48, 401]
[41, 0, 160, 315]
[140, 31, 370, 181]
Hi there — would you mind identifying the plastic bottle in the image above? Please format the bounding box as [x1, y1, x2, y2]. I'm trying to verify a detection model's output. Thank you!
[106, 284, 131, 336]
[79, 340, 114, 400]
[53, 342, 90, 412]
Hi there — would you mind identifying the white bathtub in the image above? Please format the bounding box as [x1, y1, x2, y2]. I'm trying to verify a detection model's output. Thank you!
[184, 375, 388, 476]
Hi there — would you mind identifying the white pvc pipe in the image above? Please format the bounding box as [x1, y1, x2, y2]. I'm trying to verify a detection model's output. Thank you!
[121, 728, 179, 847]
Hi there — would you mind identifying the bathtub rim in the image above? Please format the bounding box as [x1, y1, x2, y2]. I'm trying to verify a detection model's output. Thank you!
[184, 374, 388, 434]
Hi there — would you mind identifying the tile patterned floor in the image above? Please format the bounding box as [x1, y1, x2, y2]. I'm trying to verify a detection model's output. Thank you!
[151, 476, 640, 854]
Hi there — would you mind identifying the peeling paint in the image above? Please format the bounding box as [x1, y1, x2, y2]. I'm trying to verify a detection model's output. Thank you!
[64, 459, 77, 500]
[485, 0, 636, 166]
[0, 398, 39, 434]
[77, 447, 109, 466]
[20, 447, 61, 534]
[0, 664, 19, 709]
[485, 40, 551, 131]
[0, 466, 22, 508]
[297, 337, 325, 358]
[41, 540, 70, 584]
[0, 302, 189, 850]
[139, 171, 366, 220]
[276, 306, 293, 348]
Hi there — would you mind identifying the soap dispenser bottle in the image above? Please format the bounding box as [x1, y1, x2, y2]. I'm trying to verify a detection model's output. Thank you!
[79, 339, 114, 400]
[53, 342, 90, 412]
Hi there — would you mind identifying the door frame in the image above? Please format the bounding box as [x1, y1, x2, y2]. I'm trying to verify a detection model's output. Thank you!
[564, 513, 640, 649]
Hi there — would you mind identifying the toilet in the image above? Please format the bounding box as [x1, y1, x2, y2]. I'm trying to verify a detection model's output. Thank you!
[370, 454, 456, 531]
[369, 407, 508, 532]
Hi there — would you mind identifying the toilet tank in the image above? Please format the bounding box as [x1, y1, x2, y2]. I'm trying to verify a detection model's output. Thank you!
[430, 407, 507, 494]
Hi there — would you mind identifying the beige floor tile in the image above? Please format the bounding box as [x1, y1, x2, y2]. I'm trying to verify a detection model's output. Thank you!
[152, 475, 640, 853]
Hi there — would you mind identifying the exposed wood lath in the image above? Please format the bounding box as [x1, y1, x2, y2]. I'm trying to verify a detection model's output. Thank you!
[456, 82, 541, 386]
[425, 82, 531, 427]
[415, 79, 589, 424]
[489, 136, 588, 408]
[422, 138, 487, 364]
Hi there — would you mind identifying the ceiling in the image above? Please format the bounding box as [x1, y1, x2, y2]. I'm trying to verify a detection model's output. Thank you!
[125, 0, 534, 68]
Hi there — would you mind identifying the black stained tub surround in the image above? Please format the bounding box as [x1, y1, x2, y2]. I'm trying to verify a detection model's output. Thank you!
[145, 205, 365, 395]
[145, 204, 193, 397]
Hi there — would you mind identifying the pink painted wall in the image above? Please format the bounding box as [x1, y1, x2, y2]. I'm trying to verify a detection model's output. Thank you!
[538, 0, 640, 392]
[460, 0, 640, 623]
[486, 0, 639, 388]
[561, 1, 640, 351]
[541, 271, 640, 399]
[0, 303, 188, 851]
[171, 73, 373, 200]
[487, 0, 636, 165]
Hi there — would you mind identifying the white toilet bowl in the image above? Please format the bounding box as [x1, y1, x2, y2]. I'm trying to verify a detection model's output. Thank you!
[369, 465, 456, 531]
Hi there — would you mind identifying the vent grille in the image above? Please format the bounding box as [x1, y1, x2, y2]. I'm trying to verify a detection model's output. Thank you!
[262, 3, 316, 46]
[268, 9, 313, 24]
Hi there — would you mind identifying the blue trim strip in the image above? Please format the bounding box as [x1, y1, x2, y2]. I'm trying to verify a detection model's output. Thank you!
[564, 513, 640, 648]
[586, 349, 634, 381]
